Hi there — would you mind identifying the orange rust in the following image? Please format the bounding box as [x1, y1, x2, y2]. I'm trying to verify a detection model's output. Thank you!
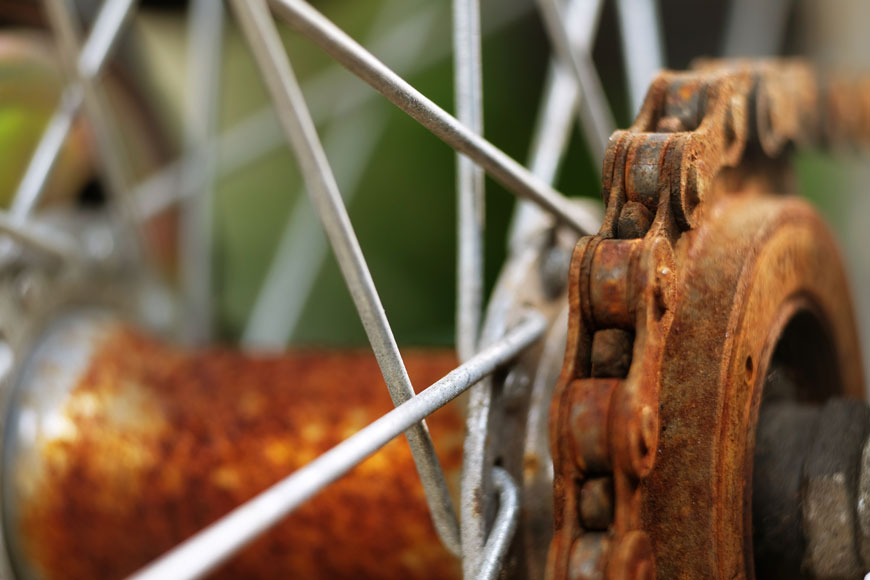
[15, 329, 464, 580]
[549, 60, 870, 580]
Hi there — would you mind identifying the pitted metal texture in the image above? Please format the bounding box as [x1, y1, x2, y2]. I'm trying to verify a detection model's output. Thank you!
[548, 60, 870, 580]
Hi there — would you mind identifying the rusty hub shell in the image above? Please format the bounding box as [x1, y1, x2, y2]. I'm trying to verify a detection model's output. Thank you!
[2, 314, 464, 580]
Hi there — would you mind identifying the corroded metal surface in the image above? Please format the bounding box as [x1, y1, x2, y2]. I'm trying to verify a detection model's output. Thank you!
[549, 60, 869, 579]
[6, 320, 463, 580]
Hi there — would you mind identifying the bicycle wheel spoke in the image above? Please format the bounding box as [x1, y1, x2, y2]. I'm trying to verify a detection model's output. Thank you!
[131, 3, 442, 221]
[533, 0, 615, 170]
[453, 0, 485, 365]
[181, 0, 224, 344]
[10, 88, 82, 221]
[509, 0, 603, 248]
[722, 0, 793, 57]
[12, 0, 136, 221]
[77, 0, 138, 79]
[615, 0, 664, 115]
[0, 212, 79, 262]
[131, 0, 532, 223]
[243, 0, 440, 350]
[477, 467, 520, 580]
[125, 313, 546, 580]
[242, 108, 389, 349]
[269, 0, 591, 234]
[228, 0, 461, 555]
[44, 0, 144, 250]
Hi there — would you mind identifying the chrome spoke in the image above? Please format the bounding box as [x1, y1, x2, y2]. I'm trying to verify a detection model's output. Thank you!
[0, 212, 79, 262]
[131, 0, 531, 222]
[77, 0, 138, 78]
[453, 0, 485, 363]
[10, 88, 81, 221]
[243, 0, 440, 350]
[509, 0, 604, 248]
[125, 313, 546, 580]
[722, 0, 794, 57]
[132, 3, 444, 222]
[533, 0, 615, 169]
[181, 0, 224, 344]
[242, 107, 389, 349]
[615, 0, 664, 115]
[44, 0, 144, 249]
[14, 0, 137, 220]
[477, 467, 520, 580]
[269, 0, 591, 234]
[227, 0, 461, 555]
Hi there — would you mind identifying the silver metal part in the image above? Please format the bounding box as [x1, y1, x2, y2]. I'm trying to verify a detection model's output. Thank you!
[77, 0, 137, 79]
[462, 209, 598, 578]
[508, 0, 604, 249]
[44, 0, 145, 256]
[615, 0, 664, 115]
[243, 0, 439, 350]
[453, 0, 485, 363]
[124, 313, 547, 580]
[4, 0, 612, 578]
[0, 212, 80, 262]
[477, 467, 521, 580]
[459, 1, 604, 568]
[181, 0, 224, 344]
[721, 0, 794, 58]
[2, 312, 122, 580]
[10, 88, 82, 221]
[0, 216, 155, 579]
[532, 0, 615, 169]
[268, 0, 591, 234]
[13, 0, 137, 222]
[227, 0, 461, 555]
[520, 303, 568, 572]
[241, 109, 389, 350]
[133, 0, 532, 223]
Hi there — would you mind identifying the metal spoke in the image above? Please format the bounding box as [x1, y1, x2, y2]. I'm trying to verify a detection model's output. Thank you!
[132, 2, 445, 222]
[10, 88, 82, 221]
[722, 0, 794, 57]
[615, 0, 664, 115]
[44, 0, 144, 251]
[227, 0, 461, 555]
[0, 212, 79, 262]
[181, 0, 224, 344]
[12, 0, 137, 220]
[477, 467, 520, 580]
[268, 0, 591, 234]
[533, 0, 615, 169]
[131, 0, 531, 223]
[77, 0, 138, 78]
[453, 0, 485, 363]
[509, 0, 604, 248]
[242, 108, 389, 349]
[243, 0, 440, 350]
[125, 313, 546, 580]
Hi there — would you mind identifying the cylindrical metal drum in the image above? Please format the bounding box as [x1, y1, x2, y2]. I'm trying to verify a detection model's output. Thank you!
[1, 312, 464, 580]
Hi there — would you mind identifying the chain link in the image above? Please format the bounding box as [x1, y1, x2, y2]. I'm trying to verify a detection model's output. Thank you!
[547, 60, 870, 580]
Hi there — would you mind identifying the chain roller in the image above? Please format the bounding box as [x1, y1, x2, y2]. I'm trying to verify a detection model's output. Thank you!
[547, 60, 870, 580]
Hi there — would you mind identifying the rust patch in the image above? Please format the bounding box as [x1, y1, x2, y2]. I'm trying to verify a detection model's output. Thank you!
[15, 329, 464, 580]
[548, 60, 869, 580]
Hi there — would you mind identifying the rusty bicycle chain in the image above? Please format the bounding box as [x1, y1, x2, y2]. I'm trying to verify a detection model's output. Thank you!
[546, 60, 870, 580]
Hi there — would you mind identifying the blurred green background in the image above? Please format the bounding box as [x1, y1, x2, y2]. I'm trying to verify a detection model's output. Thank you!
[0, 0, 858, 349]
